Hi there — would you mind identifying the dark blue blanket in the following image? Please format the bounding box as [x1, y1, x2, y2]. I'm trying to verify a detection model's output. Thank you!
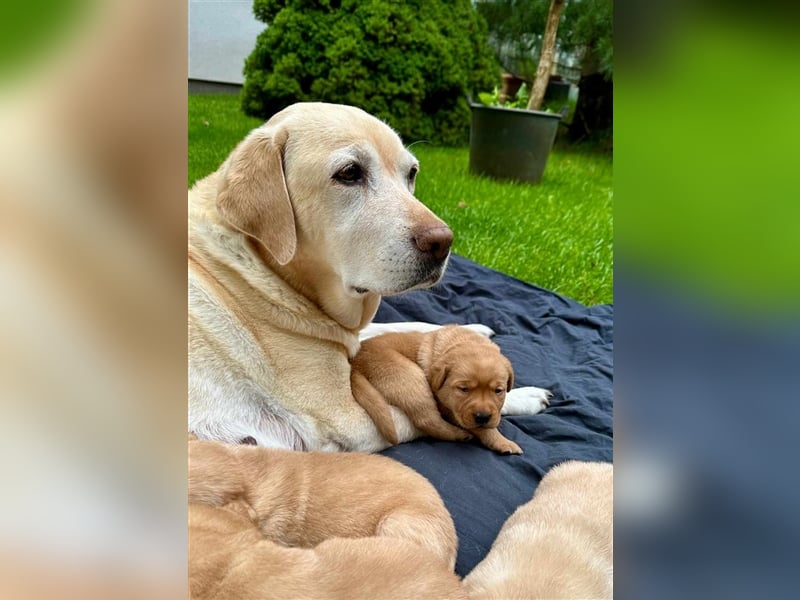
[377, 254, 613, 576]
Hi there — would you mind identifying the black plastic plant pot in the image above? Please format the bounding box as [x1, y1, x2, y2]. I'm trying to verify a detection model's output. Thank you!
[469, 104, 561, 183]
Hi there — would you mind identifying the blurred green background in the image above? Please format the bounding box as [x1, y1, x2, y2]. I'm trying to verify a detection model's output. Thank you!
[615, 11, 800, 312]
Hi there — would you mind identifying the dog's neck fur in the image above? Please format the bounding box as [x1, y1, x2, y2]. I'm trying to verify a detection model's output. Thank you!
[252, 241, 381, 333]
[189, 221, 363, 359]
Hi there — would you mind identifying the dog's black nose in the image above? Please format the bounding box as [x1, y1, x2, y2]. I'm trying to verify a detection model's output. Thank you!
[473, 412, 491, 426]
[413, 225, 453, 261]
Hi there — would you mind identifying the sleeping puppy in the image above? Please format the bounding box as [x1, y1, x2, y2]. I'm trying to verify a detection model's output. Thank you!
[462, 461, 613, 599]
[190, 503, 466, 600]
[188, 437, 458, 569]
[351, 325, 551, 454]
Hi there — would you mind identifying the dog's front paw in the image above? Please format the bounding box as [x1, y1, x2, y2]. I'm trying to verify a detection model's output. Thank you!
[457, 430, 474, 442]
[496, 439, 523, 455]
[460, 324, 495, 338]
[502, 386, 553, 416]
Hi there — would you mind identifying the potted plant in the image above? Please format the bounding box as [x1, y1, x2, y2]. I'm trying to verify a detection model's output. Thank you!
[470, 0, 567, 183]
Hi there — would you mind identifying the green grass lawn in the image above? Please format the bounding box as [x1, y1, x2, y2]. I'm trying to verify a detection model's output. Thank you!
[189, 94, 613, 305]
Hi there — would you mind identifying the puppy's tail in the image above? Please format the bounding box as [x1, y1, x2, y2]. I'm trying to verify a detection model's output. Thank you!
[351, 371, 400, 445]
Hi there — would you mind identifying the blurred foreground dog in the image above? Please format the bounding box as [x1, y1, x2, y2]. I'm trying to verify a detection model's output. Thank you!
[188, 437, 464, 599]
[463, 461, 613, 599]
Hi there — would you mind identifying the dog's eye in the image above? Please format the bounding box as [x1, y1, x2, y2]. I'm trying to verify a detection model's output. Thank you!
[408, 165, 418, 182]
[458, 386, 470, 393]
[334, 163, 363, 184]
[495, 387, 505, 395]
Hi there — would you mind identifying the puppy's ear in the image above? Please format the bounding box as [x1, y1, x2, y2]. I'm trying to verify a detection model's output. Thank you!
[429, 360, 450, 391]
[505, 357, 515, 391]
[216, 127, 296, 265]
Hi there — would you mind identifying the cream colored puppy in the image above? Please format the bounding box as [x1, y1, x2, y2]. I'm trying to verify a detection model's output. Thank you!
[188, 438, 458, 569]
[189, 503, 466, 600]
[463, 461, 613, 599]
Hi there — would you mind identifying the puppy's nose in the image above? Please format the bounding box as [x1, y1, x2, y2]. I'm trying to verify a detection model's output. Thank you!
[413, 226, 453, 261]
[473, 412, 491, 426]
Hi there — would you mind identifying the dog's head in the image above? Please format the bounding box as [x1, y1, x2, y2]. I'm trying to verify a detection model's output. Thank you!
[215, 103, 452, 298]
[426, 327, 514, 430]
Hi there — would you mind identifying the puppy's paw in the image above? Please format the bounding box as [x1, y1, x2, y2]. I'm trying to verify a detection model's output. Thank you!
[457, 430, 474, 442]
[502, 386, 553, 416]
[489, 438, 522, 455]
[460, 324, 495, 338]
[445, 427, 474, 443]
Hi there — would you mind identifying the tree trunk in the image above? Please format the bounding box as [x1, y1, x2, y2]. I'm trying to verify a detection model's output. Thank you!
[527, 0, 566, 111]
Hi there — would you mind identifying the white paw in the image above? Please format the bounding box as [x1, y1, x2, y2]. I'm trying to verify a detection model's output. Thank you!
[359, 321, 442, 341]
[361, 322, 496, 342]
[502, 386, 553, 416]
[460, 324, 495, 338]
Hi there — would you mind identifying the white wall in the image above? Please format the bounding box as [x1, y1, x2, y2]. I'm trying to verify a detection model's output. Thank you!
[188, 1, 264, 84]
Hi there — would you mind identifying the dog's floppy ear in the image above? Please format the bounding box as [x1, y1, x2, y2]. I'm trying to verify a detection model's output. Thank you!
[216, 127, 296, 265]
[429, 360, 450, 391]
[504, 356, 515, 391]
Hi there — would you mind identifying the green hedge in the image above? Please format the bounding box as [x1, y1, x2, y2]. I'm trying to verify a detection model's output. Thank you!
[242, 0, 499, 145]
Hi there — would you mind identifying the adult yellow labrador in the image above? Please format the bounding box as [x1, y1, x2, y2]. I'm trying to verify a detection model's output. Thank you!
[189, 102, 549, 451]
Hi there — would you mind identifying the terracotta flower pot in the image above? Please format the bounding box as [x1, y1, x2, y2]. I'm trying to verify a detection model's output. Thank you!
[499, 73, 525, 104]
